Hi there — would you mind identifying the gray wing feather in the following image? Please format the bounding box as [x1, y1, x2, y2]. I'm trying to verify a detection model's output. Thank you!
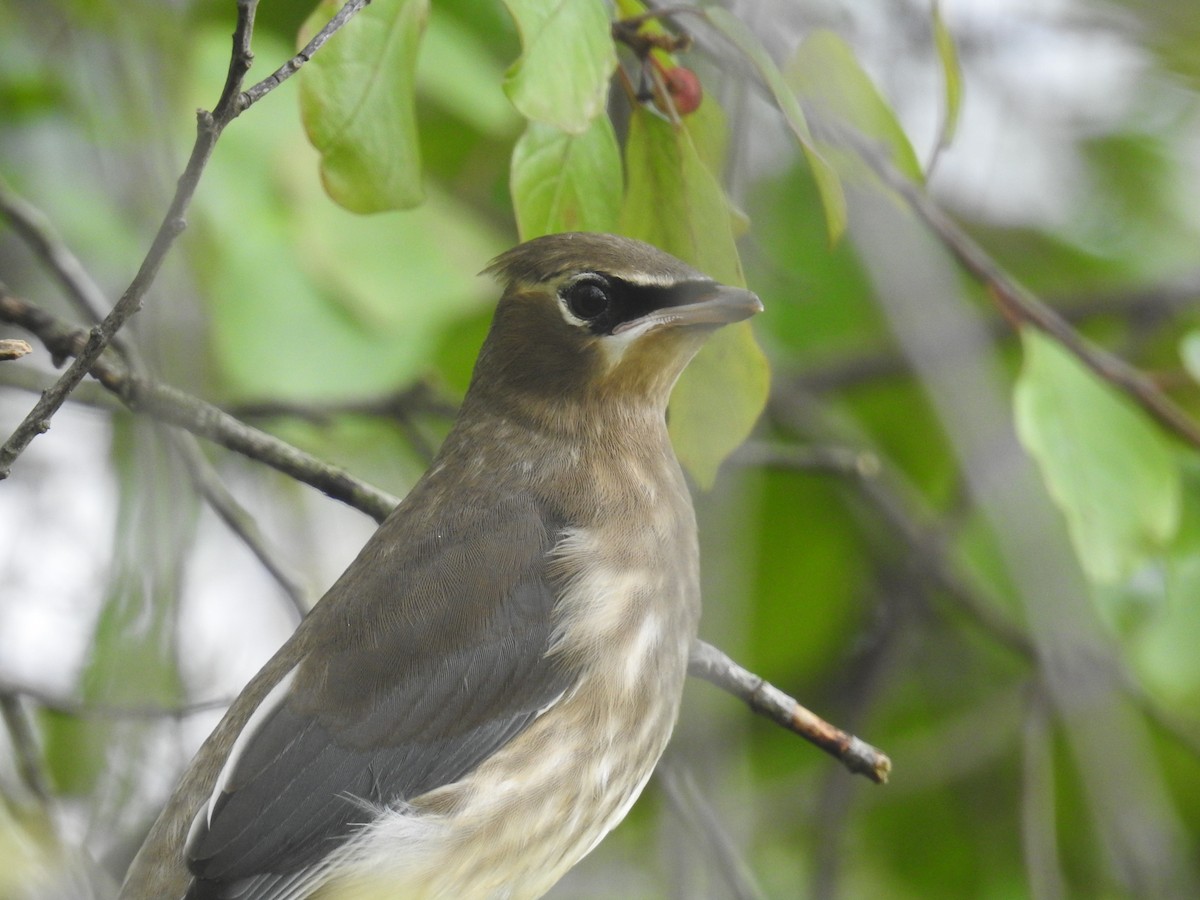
[183, 496, 574, 899]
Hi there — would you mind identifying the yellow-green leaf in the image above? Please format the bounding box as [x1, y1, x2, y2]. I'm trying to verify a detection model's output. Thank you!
[932, 1, 963, 161]
[1014, 328, 1181, 584]
[299, 0, 428, 213]
[511, 117, 621, 239]
[787, 29, 923, 183]
[619, 104, 769, 486]
[501, 0, 616, 134]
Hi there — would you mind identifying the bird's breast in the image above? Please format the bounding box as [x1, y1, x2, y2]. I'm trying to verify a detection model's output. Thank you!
[326, 494, 701, 899]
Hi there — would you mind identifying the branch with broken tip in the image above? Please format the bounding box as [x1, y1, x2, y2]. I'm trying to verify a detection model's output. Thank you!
[689, 639, 892, 784]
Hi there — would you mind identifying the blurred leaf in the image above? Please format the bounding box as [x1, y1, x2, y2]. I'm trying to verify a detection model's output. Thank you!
[787, 29, 923, 183]
[1080, 132, 1198, 275]
[1014, 328, 1181, 584]
[501, 0, 615, 133]
[931, 1, 963, 161]
[1134, 459, 1200, 704]
[1109, 0, 1200, 90]
[416, 12, 519, 138]
[703, 6, 846, 242]
[299, 0, 428, 213]
[511, 116, 621, 239]
[194, 30, 503, 402]
[619, 104, 769, 486]
[619, 104, 740, 283]
[43, 423, 186, 799]
[38, 710, 104, 796]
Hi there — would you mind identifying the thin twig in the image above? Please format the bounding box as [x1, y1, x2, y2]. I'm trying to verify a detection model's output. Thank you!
[658, 760, 765, 900]
[0, 181, 312, 623]
[767, 389, 1034, 659]
[0, 2, 260, 476]
[239, 0, 373, 110]
[0, 175, 126, 347]
[0, 289, 398, 522]
[0, 0, 373, 479]
[788, 275, 1200, 395]
[850, 132, 1200, 451]
[688, 639, 892, 783]
[165, 430, 310, 619]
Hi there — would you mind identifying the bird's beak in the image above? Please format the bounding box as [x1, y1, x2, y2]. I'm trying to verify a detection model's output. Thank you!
[613, 284, 763, 335]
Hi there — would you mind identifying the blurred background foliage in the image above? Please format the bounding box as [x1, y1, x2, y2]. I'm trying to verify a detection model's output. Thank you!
[2, 0, 1200, 897]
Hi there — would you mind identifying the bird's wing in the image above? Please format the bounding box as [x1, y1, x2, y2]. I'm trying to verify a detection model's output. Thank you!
[183, 495, 575, 898]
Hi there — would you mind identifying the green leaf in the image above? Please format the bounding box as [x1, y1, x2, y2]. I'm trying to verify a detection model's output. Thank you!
[299, 0, 428, 213]
[194, 28, 504, 403]
[1014, 328, 1181, 584]
[786, 29, 923, 183]
[501, 0, 616, 134]
[931, 2, 963, 161]
[510, 117, 620, 239]
[619, 105, 769, 486]
[703, 6, 846, 242]
[619, 106, 741, 283]
[415, 12, 521, 139]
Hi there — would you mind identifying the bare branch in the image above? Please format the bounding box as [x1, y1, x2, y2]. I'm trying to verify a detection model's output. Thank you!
[731, 440, 881, 478]
[688, 639, 892, 784]
[0, 0, 372, 478]
[853, 135, 1200, 451]
[165, 431, 310, 620]
[0, 289, 398, 522]
[658, 761, 765, 900]
[0, 3, 260, 475]
[239, 0, 373, 110]
[0, 175, 121, 337]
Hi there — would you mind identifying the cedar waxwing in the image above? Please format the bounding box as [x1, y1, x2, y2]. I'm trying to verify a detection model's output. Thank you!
[119, 232, 763, 900]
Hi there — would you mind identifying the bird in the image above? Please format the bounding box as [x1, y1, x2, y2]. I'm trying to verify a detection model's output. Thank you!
[118, 231, 763, 900]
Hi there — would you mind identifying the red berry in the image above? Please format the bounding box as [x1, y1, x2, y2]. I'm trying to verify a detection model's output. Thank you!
[663, 66, 702, 116]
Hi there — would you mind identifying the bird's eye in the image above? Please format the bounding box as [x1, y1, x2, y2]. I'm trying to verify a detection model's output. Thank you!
[562, 277, 611, 322]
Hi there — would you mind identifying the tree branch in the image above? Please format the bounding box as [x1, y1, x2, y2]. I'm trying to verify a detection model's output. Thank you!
[0, 0, 373, 478]
[688, 639, 892, 784]
[238, 0, 373, 111]
[0, 288, 398, 522]
[852, 133, 1200, 450]
[0, 175, 125, 345]
[2, 290, 897, 772]
[165, 430, 310, 620]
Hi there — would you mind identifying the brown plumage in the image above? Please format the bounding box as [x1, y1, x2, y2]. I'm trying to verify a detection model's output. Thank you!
[119, 232, 762, 900]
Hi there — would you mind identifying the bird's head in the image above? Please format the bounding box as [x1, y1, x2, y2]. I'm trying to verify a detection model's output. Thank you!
[467, 233, 762, 429]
